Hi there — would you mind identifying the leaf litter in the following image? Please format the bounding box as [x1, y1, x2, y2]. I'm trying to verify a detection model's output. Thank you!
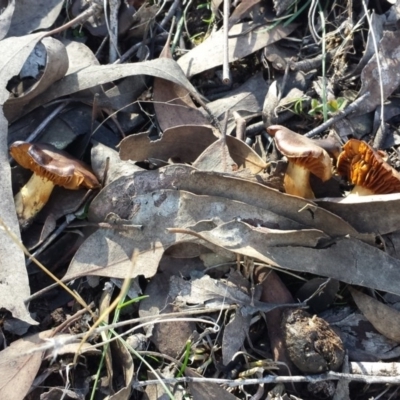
[2, 1, 400, 399]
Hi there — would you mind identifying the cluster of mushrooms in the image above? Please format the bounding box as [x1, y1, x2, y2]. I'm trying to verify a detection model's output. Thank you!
[9, 127, 400, 227]
[266, 125, 400, 199]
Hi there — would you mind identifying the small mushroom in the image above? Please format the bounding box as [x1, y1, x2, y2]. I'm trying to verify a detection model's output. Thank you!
[337, 139, 400, 195]
[10, 141, 100, 227]
[267, 125, 332, 198]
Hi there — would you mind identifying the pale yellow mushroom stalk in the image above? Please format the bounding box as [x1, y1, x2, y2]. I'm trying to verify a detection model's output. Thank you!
[267, 125, 333, 199]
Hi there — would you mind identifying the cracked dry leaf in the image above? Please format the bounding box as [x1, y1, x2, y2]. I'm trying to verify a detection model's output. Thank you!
[174, 219, 400, 297]
[90, 164, 365, 239]
[67, 189, 309, 280]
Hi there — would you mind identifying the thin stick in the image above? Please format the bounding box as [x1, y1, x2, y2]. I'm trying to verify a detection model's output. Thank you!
[222, 0, 231, 84]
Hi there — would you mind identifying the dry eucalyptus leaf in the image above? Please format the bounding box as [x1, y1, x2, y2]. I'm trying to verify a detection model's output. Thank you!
[22, 58, 208, 119]
[316, 193, 400, 235]
[0, 109, 37, 328]
[139, 274, 196, 358]
[350, 287, 400, 343]
[4, 37, 69, 122]
[207, 72, 268, 134]
[353, 30, 400, 116]
[186, 368, 240, 400]
[119, 125, 217, 163]
[0, 330, 53, 399]
[193, 135, 268, 174]
[0, 0, 15, 40]
[90, 164, 364, 239]
[63, 39, 100, 74]
[153, 40, 209, 131]
[178, 22, 296, 78]
[177, 220, 400, 296]
[69, 189, 309, 280]
[193, 136, 238, 173]
[325, 307, 400, 361]
[6, 0, 63, 37]
[222, 308, 251, 364]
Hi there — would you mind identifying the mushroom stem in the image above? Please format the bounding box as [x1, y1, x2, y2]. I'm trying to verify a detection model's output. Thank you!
[349, 186, 375, 196]
[14, 173, 55, 227]
[284, 163, 314, 199]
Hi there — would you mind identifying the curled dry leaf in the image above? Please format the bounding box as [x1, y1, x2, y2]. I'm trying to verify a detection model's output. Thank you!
[350, 287, 400, 343]
[4, 37, 69, 122]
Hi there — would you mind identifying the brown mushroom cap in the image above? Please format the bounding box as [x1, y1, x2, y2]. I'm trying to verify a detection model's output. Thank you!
[10, 141, 100, 190]
[267, 125, 332, 181]
[337, 139, 400, 194]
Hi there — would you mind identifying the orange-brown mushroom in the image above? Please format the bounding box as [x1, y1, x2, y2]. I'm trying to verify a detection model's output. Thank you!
[267, 125, 332, 198]
[10, 141, 100, 226]
[337, 139, 400, 195]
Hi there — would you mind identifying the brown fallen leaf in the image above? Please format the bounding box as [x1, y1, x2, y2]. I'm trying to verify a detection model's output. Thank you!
[173, 220, 400, 297]
[178, 22, 297, 78]
[350, 287, 400, 343]
[153, 38, 210, 131]
[68, 189, 310, 280]
[193, 135, 268, 174]
[316, 193, 400, 235]
[119, 125, 217, 163]
[89, 164, 366, 239]
[21, 58, 209, 119]
[0, 330, 53, 399]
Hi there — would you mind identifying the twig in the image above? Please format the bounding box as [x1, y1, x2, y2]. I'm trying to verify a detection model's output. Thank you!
[106, 0, 121, 63]
[44, 0, 104, 37]
[304, 93, 368, 138]
[222, 0, 231, 84]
